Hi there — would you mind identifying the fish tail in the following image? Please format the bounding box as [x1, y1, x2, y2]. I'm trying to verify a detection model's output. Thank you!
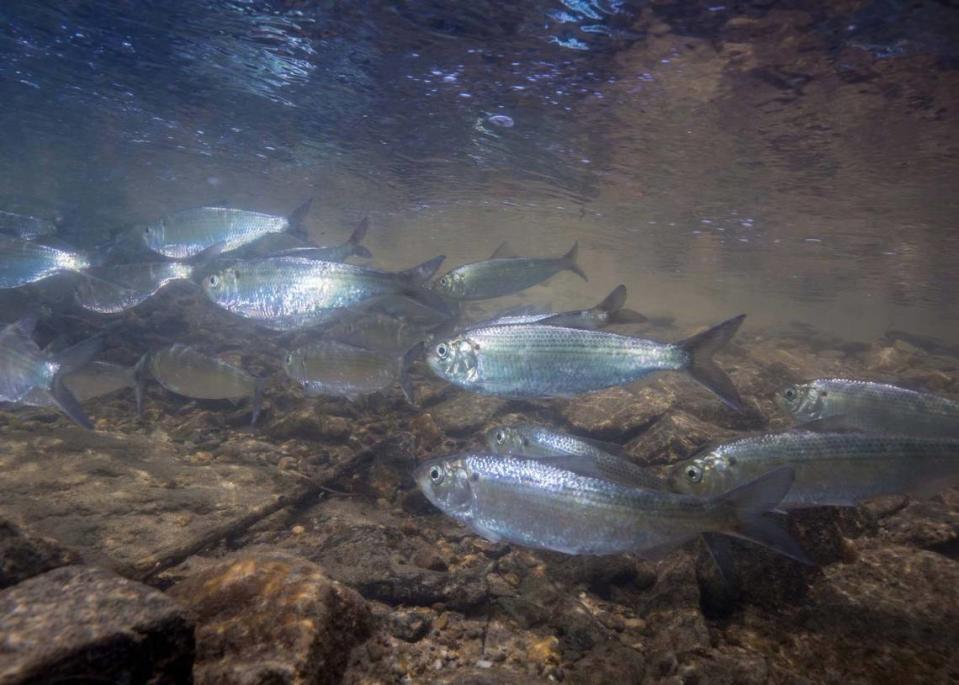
[399, 342, 423, 405]
[251, 376, 267, 426]
[716, 466, 812, 565]
[348, 217, 372, 258]
[595, 285, 648, 324]
[287, 198, 313, 240]
[679, 314, 746, 412]
[133, 353, 150, 418]
[400, 284, 457, 319]
[399, 255, 446, 285]
[49, 336, 103, 430]
[562, 241, 588, 282]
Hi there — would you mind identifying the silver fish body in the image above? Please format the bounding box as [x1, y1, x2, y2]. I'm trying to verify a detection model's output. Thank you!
[0, 210, 58, 240]
[416, 453, 802, 559]
[777, 378, 959, 437]
[75, 262, 194, 313]
[142, 201, 310, 259]
[0, 236, 90, 289]
[485, 423, 664, 489]
[426, 315, 745, 410]
[433, 242, 585, 300]
[668, 431, 959, 507]
[283, 340, 403, 399]
[201, 257, 448, 331]
[26, 361, 136, 404]
[146, 344, 258, 401]
[470, 285, 645, 331]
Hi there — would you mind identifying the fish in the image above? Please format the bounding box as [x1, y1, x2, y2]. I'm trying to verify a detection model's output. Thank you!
[0, 315, 102, 428]
[141, 199, 313, 259]
[432, 241, 587, 300]
[468, 285, 646, 330]
[777, 378, 959, 437]
[137, 344, 264, 424]
[426, 314, 746, 410]
[415, 453, 807, 561]
[485, 423, 665, 489]
[267, 216, 372, 262]
[283, 340, 417, 402]
[25, 361, 137, 404]
[667, 431, 959, 508]
[0, 210, 58, 240]
[323, 312, 436, 355]
[74, 262, 194, 314]
[201, 255, 450, 331]
[0, 235, 91, 289]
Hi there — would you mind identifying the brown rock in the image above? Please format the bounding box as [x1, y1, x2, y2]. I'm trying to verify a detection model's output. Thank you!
[167, 551, 370, 685]
[624, 410, 737, 467]
[430, 393, 506, 435]
[266, 409, 352, 442]
[558, 385, 674, 440]
[0, 518, 80, 590]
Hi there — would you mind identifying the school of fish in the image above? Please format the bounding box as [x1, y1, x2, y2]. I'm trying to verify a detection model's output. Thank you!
[2, 200, 958, 574]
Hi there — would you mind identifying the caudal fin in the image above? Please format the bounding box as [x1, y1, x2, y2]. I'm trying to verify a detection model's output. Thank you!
[50, 337, 103, 429]
[679, 314, 746, 412]
[348, 217, 372, 258]
[399, 255, 446, 285]
[595, 285, 648, 324]
[287, 198, 313, 240]
[562, 241, 588, 282]
[717, 466, 812, 565]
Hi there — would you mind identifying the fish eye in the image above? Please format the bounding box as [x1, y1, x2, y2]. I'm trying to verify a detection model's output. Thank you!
[495, 430, 506, 444]
[685, 465, 703, 483]
[436, 343, 449, 359]
[440, 275, 449, 286]
[207, 275, 219, 288]
[783, 387, 797, 400]
[429, 466, 442, 482]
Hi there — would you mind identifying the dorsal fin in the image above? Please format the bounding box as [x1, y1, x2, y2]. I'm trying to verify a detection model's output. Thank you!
[490, 241, 519, 259]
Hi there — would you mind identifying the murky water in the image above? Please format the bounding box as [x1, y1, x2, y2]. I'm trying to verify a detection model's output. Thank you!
[2, 2, 959, 683]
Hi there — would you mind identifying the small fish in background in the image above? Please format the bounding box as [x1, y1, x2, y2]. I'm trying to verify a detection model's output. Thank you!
[668, 431, 959, 508]
[415, 453, 808, 562]
[427, 314, 746, 410]
[0, 315, 101, 428]
[74, 262, 195, 314]
[136, 344, 265, 425]
[140, 199, 313, 259]
[0, 209, 59, 241]
[485, 423, 664, 489]
[777, 378, 959, 437]
[267, 216, 372, 262]
[468, 284, 646, 330]
[25, 361, 137, 405]
[323, 312, 436, 355]
[0, 235, 91, 289]
[201, 254, 450, 331]
[432, 241, 587, 300]
[283, 339, 418, 402]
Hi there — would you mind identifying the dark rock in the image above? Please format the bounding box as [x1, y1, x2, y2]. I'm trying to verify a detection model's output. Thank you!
[542, 554, 656, 599]
[624, 410, 737, 467]
[557, 385, 673, 440]
[388, 609, 432, 642]
[167, 550, 370, 685]
[266, 409, 352, 442]
[429, 394, 507, 435]
[0, 518, 80, 590]
[0, 565, 194, 684]
[566, 643, 645, 685]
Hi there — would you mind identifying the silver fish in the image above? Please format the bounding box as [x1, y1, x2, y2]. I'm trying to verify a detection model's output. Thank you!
[139, 344, 264, 424]
[426, 315, 746, 410]
[141, 200, 312, 259]
[0, 316, 101, 428]
[267, 216, 372, 263]
[468, 285, 645, 330]
[668, 431, 959, 507]
[433, 241, 587, 300]
[0, 236, 90, 289]
[27, 361, 136, 404]
[416, 453, 806, 560]
[201, 255, 449, 331]
[323, 312, 434, 354]
[283, 340, 415, 402]
[485, 423, 665, 490]
[777, 378, 959, 438]
[0, 210, 58, 240]
[75, 262, 194, 314]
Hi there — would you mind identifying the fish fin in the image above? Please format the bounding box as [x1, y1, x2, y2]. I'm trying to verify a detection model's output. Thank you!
[717, 466, 813, 565]
[701, 532, 738, 588]
[399, 342, 423, 405]
[287, 198, 313, 240]
[348, 217, 372, 258]
[9, 313, 39, 338]
[399, 285, 457, 319]
[471, 522, 503, 543]
[792, 415, 855, 432]
[251, 377, 266, 426]
[679, 314, 746, 412]
[490, 241, 518, 259]
[597, 285, 627, 314]
[562, 241, 588, 282]
[43, 334, 71, 355]
[609, 309, 648, 325]
[50, 376, 94, 430]
[399, 255, 446, 285]
[133, 353, 150, 417]
[189, 242, 226, 264]
[53, 336, 103, 376]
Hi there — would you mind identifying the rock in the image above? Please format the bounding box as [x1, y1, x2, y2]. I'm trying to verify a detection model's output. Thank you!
[0, 518, 80, 589]
[526, 635, 560, 665]
[167, 551, 370, 685]
[624, 410, 737, 467]
[266, 409, 352, 442]
[557, 385, 674, 440]
[543, 554, 656, 600]
[388, 609, 432, 642]
[566, 643, 645, 685]
[410, 412, 444, 453]
[429, 393, 507, 435]
[0, 565, 193, 684]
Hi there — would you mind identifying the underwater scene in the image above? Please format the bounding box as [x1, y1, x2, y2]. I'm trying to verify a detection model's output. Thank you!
[1, 0, 959, 683]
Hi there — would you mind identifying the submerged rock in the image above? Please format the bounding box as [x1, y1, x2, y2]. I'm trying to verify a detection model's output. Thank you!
[557, 385, 674, 440]
[168, 550, 370, 685]
[0, 518, 80, 589]
[0, 565, 194, 684]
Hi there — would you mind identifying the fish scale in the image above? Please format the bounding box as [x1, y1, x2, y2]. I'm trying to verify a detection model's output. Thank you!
[669, 431, 959, 507]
